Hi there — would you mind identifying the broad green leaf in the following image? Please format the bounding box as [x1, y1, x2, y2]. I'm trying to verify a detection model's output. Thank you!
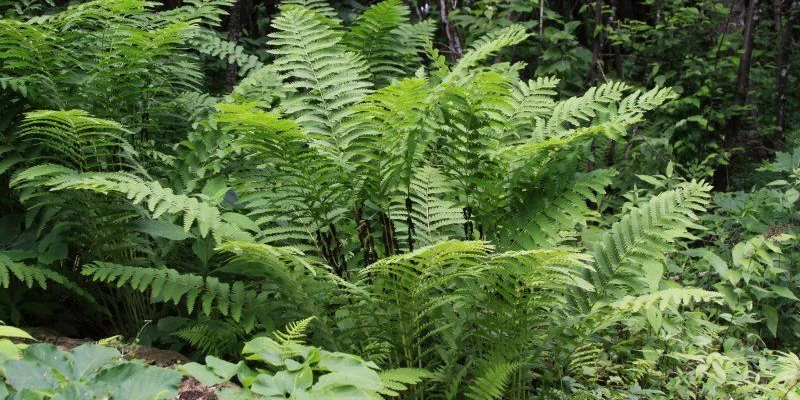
[243, 337, 283, 366]
[0, 326, 34, 340]
[94, 363, 181, 400]
[206, 356, 241, 381]
[4, 360, 60, 390]
[763, 304, 778, 337]
[179, 362, 226, 386]
[132, 219, 194, 241]
[24, 344, 70, 377]
[772, 286, 799, 301]
[69, 344, 120, 380]
[0, 339, 21, 362]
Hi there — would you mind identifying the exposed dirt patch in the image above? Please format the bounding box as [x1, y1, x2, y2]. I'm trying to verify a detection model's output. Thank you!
[173, 377, 218, 400]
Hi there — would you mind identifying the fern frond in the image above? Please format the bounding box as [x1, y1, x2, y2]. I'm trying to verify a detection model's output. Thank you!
[269, 6, 372, 161]
[83, 262, 261, 325]
[12, 167, 252, 240]
[279, 0, 339, 19]
[378, 368, 432, 397]
[0, 252, 95, 304]
[571, 181, 712, 311]
[17, 110, 138, 172]
[465, 358, 520, 400]
[344, 0, 433, 85]
[389, 166, 464, 249]
[443, 25, 530, 85]
[508, 76, 560, 134]
[536, 81, 628, 140]
[503, 169, 616, 248]
[175, 319, 241, 356]
[189, 29, 264, 77]
[273, 316, 314, 345]
[610, 288, 724, 313]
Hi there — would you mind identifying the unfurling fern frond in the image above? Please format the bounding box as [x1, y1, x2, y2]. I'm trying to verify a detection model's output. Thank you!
[82, 262, 261, 327]
[570, 181, 712, 312]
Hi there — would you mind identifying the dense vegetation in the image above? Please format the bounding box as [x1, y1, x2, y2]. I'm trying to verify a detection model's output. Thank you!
[1, 0, 800, 398]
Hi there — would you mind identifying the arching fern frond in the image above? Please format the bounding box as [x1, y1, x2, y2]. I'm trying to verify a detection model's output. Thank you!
[610, 288, 724, 313]
[175, 318, 241, 356]
[17, 110, 138, 172]
[570, 181, 713, 312]
[189, 29, 264, 77]
[11, 166, 252, 240]
[503, 169, 616, 249]
[279, 0, 339, 19]
[0, 252, 95, 304]
[508, 76, 560, 135]
[273, 316, 315, 345]
[464, 358, 520, 400]
[443, 25, 530, 84]
[83, 262, 261, 325]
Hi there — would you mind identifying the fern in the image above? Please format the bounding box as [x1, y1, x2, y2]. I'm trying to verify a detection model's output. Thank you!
[0, 252, 95, 304]
[273, 316, 315, 346]
[343, 0, 434, 85]
[442, 25, 530, 84]
[571, 181, 713, 312]
[389, 166, 465, 250]
[378, 368, 432, 397]
[82, 262, 260, 326]
[503, 169, 617, 248]
[465, 358, 520, 400]
[17, 110, 138, 172]
[189, 29, 264, 77]
[175, 318, 241, 356]
[12, 166, 252, 240]
[610, 287, 724, 313]
[268, 6, 372, 161]
[279, 0, 339, 19]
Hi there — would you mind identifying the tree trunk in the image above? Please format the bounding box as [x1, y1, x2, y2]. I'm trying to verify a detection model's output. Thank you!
[586, 0, 604, 86]
[713, 0, 760, 190]
[225, 0, 243, 93]
[437, 0, 463, 61]
[775, 0, 794, 141]
[733, 0, 759, 108]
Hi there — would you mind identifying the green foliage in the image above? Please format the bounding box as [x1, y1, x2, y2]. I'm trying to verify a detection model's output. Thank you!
[2, 0, 800, 398]
[0, 342, 182, 399]
[180, 318, 430, 399]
